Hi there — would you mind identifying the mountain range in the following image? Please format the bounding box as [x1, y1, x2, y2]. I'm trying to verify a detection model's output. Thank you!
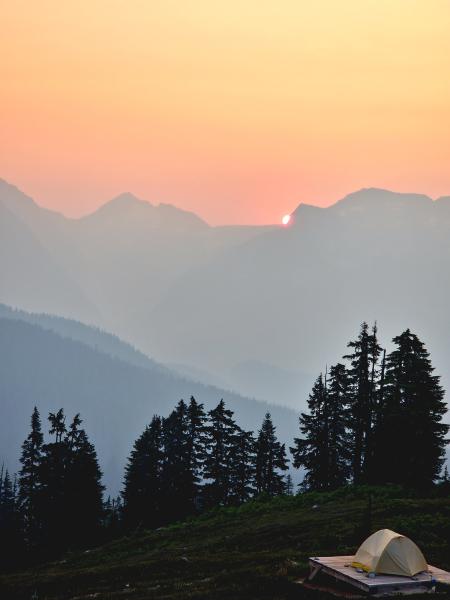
[0, 305, 298, 493]
[2, 179, 450, 408]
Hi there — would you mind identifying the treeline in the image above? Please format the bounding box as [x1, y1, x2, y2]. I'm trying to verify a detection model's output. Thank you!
[122, 399, 288, 529]
[1, 323, 448, 568]
[0, 401, 289, 566]
[291, 324, 449, 491]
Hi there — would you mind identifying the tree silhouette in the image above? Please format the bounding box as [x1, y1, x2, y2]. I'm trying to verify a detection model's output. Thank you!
[284, 473, 294, 495]
[344, 323, 381, 483]
[18, 407, 44, 548]
[185, 397, 208, 512]
[0, 468, 22, 566]
[373, 330, 448, 489]
[203, 400, 238, 507]
[255, 413, 288, 495]
[64, 414, 104, 545]
[160, 400, 191, 522]
[326, 363, 352, 488]
[228, 428, 256, 505]
[290, 375, 329, 491]
[39, 409, 104, 553]
[123, 415, 163, 528]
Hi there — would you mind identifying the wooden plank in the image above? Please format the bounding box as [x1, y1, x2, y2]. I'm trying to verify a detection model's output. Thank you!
[307, 564, 323, 582]
[309, 557, 370, 592]
[308, 556, 450, 596]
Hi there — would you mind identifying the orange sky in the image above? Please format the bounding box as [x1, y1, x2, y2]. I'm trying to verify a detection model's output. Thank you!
[2, 1, 450, 225]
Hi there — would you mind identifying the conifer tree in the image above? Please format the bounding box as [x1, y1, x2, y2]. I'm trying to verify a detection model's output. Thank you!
[160, 400, 191, 522]
[39, 409, 68, 551]
[373, 330, 448, 489]
[0, 469, 15, 519]
[0, 469, 22, 565]
[228, 428, 256, 505]
[103, 495, 122, 538]
[40, 410, 104, 551]
[344, 323, 381, 483]
[291, 366, 350, 491]
[185, 397, 208, 511]
[326, 363, 352, 488]
[48, 409, 67, 443]
[64, 414, 104, 545]
[255, 413, 288, 495]
[284, 473, 294, 495]
[123, 415, 163, 528]
[18, 407, 44, 547]
[290, 375, 329, 490]
[203, 400, 238, 507]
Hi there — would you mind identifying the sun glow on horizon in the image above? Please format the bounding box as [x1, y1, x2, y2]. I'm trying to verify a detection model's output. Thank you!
[282, 214, 291, 226]
[2, 1, 450, 225]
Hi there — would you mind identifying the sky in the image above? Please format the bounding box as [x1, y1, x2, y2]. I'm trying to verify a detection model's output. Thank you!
[2, 1, 450, 225]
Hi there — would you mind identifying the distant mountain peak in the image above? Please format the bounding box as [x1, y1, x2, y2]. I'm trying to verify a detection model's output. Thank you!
[110, 191, 149, 205]
[292, 202, 323, 215]
[81, 191, 208, 229]
[90, 192, 152, 217]
[290, 202, 324, 226]
[289, 187, 438, 227]
[333, 187, 433, 210]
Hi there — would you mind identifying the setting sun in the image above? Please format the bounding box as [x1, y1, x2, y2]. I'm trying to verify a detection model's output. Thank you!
[282, 214, 291, 226]
[3, 1, 450, 225]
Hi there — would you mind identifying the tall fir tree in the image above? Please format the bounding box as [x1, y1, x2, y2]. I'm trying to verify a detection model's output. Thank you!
[326, 363, 352, 488]
[290, 374, 328, 490]
[290, 374, 329, 491]
[64, 414, 104, 545]
[203, 400, 238, 507]
[185, 397, 208, 511]
[160, 400, 192, 522]
[344, 322, 382, 483]
[18, 407, 44, 548]
[40, 410, 104, 552]
[291, 367, 350, 491]
[373, 330, 448, 489]
[123, 415, 163, 528]
[228, 428, 256, 505]
[255, 413, 288, 496]
[39, 409, 68, 551]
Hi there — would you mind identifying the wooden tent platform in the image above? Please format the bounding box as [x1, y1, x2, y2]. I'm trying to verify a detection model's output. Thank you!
[307, 556, 450, 596]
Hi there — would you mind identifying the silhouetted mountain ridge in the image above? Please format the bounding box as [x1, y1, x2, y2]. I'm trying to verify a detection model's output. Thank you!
[2, 178, 450, 408]
[0, 303, 168, 374]
[0, 314, 299, 494]
[83, 191, 208, 231]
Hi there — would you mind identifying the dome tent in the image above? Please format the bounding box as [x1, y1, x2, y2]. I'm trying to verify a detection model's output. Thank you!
[351, 529, 428, 577]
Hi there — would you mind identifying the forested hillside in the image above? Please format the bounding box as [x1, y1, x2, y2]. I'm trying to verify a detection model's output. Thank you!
[0, 317, 298, 492]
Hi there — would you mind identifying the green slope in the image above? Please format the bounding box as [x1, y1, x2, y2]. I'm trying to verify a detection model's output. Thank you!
[2, 487, 450, 600]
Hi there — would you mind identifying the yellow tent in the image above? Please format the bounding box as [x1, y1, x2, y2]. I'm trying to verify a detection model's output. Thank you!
[352, 529, 428, 577]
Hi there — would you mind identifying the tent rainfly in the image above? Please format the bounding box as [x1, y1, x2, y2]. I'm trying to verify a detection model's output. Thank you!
[351, 529, 428, 577]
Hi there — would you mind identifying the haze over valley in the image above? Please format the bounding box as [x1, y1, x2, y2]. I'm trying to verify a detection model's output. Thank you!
[2, 179, 450, 490]
[3, 180, 450, 394]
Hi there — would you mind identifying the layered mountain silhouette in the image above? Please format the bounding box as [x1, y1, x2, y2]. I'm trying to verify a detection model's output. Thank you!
[0, 308, 298, 493]
[2, 179, 450, 408]
[150, 188, 450, 399]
